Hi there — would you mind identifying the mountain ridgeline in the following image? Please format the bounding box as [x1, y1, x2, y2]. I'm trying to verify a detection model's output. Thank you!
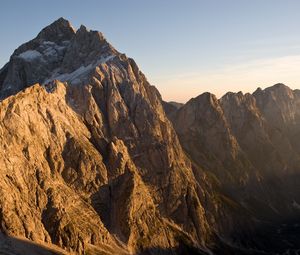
[0, 18, 299, 255]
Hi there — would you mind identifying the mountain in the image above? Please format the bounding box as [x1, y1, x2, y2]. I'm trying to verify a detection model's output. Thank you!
[0, 18, 216, 255]
[0, 18, 300, 255]
[169, 84, 300, 253]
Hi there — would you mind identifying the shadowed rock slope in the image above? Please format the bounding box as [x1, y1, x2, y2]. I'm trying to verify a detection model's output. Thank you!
[168, 84, 300, 253]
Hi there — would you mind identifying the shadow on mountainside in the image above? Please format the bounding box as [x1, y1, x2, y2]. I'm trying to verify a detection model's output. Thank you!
[136, 245, 209, 255]
[229, 179, 300, 254]
[136, 249, 203, 255]
[1, 220, 300, 255]
[236, 218, 300, 255]
[0, 233, 66, 255]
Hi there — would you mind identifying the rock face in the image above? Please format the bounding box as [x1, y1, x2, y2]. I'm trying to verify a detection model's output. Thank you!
[0, 18, 214, 255]
[162, 101, 183, 116]
[168, 93, 253, 185]
[170, 85, 300, 253]
[0, 83, 124, 254]
[1, 18, 300, 255]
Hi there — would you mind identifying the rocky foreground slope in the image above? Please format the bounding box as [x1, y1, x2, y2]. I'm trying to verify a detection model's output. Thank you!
[0, 18, 299, 255]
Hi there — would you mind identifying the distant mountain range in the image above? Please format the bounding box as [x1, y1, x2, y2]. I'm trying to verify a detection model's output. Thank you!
[0, 18, 299, 255]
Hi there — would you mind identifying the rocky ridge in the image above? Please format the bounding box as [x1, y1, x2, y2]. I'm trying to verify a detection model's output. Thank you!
[168, 83, 300, 253]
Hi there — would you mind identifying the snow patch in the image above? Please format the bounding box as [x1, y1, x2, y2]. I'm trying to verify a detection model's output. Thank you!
[42, 41, 56, 46]
[18, 50, 42, 61]
[43, 55, 116, 85]
[41, 41, 66, 57]
[17, 41, 69, 62]
[43, 64, 94, 85]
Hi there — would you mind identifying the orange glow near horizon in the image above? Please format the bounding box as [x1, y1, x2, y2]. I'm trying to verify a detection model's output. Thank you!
[153, 54, 300, 103]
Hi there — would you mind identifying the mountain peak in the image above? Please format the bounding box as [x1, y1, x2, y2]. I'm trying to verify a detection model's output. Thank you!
[51, 17, 72, 27]
[78, 24, 89, 32]
[253, 83, 293, 100]
[36, 17, 76, 43]
[221, 91, 244, 100]
[265, 83, 290, 92]
[191, 92, 218, 106]
[253, 83, 290, 94]
[75, 24, 106, 42]
[0, 18, 120, 98]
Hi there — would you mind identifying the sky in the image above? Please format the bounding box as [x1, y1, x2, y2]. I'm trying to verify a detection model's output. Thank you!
[1, 0, 300, 102]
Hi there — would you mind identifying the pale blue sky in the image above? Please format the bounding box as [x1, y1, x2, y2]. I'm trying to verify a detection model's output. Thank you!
[1, 0, 300, 102]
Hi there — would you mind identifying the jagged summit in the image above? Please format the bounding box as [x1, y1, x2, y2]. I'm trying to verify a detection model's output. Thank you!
[221, 91, 244, 99]
[220, 84, 294, 101]
[266, 82, 288, 89]
[0, 18, 119, 99]
[12, 17, 75, 57]
[253, 83, 291, 95]
[36, 17, 76, 43]
[187, 91, 218, 106]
